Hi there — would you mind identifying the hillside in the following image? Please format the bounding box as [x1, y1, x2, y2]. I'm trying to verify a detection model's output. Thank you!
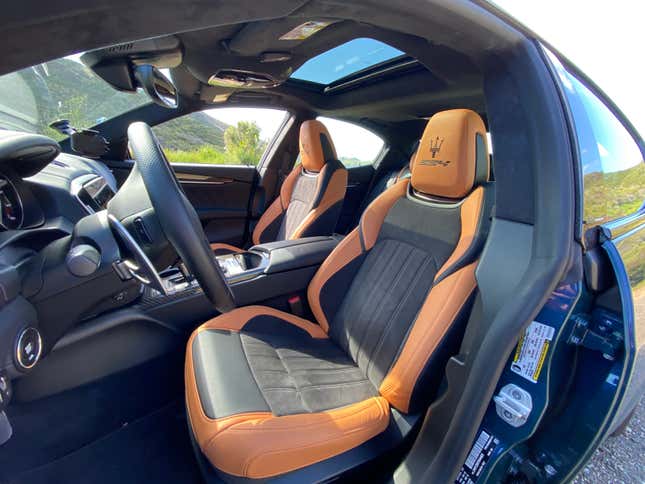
[153, 112, 228, 151]
[583, 163, 645, 225]
[0, 57, 227, 152]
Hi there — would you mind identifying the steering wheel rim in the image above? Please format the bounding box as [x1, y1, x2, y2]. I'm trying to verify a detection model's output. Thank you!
[126, 121, 235, 313]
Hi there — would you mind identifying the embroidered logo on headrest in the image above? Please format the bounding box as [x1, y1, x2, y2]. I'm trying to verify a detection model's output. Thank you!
[417, 136, 449, 167]
[429, 136, 444, 158]
[419, 159, 451, 167]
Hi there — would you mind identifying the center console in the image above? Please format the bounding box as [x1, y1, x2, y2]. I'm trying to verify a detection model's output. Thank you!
[138, 236, 342, 326]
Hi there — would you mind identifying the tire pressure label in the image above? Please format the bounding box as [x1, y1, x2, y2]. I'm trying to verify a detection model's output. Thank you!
[510, 321, 555, 383]
[456, 429, 499, 483]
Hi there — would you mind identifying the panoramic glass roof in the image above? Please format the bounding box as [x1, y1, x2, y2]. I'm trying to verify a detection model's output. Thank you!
[290, 38, 405, 85]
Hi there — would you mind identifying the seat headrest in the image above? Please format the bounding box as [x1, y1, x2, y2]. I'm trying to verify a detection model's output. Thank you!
[411, 109, 490, 199]
[299, 120, 337, 172]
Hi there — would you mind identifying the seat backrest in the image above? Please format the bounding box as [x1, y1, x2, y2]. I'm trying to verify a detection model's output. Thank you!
[252, 120, 347, 245]
[307, 109, 493, 413]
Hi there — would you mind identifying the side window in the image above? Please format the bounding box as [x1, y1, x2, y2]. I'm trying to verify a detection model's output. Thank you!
[153, 107, 288, 165]
[317, 116, 385, 168]
[557, 67, 644, 228]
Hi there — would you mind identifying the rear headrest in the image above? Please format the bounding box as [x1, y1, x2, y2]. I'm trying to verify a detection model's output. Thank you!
[411, 109, 490, 199]
[299, 120, 337, 172]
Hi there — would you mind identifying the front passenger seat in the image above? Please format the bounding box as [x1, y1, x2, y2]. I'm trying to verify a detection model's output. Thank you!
[210, 120, 347, 255]
[186, 109, 492, 482]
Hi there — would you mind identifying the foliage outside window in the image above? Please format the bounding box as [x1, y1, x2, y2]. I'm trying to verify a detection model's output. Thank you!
[154, 108, 287, 166]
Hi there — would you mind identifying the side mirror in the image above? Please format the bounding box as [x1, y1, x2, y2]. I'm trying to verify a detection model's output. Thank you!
[134, 65, 178, 109]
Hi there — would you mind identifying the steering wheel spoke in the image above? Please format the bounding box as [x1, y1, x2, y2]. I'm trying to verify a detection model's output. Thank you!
[108, 214, 168, 295]
[112, 122, 235, 312]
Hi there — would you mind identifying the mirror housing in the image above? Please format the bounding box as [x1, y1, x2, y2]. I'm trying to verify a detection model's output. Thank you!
[134, 65, 178, 109]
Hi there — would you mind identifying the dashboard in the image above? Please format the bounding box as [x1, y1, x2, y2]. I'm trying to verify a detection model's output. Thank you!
[0, 174, 22, 230]
[0, 130, 121, 407]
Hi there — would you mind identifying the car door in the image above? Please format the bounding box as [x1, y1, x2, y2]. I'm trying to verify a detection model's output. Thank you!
[150, 107, 289, 247]
[451, 49, 645, 484]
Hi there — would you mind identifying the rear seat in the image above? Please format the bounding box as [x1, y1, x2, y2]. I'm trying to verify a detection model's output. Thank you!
[357, 146, 418, 217]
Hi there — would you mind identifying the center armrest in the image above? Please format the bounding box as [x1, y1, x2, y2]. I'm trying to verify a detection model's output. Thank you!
[250, 236, 342, 274]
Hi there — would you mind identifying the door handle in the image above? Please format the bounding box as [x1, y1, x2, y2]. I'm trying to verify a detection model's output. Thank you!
[176, 173, 235, 185]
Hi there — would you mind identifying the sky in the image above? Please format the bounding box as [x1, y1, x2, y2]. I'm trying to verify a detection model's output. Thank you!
[493, 0, 644, 138]
[291, 38, 404, 85]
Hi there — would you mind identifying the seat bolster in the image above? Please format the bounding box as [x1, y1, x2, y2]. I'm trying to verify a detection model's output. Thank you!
[308, 229, 364, 332]
[204, 396, 390, 479]
[198, 305, 328, 339]
[434, 185, 489, 282]
[379, 261, 478, 412]
[209, 242, 244, 255]
[252, 167, 301, 245]
[290, 162, 347, 239]
[185, 334, 273, 458]
[360, 179, 409, 250]
[251, 196, 284, 246]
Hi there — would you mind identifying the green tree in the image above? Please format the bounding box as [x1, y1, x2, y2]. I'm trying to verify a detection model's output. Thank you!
[224, 121, 264, 165]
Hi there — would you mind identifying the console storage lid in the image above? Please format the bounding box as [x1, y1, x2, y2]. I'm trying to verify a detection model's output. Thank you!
[250, 236, 341, 274]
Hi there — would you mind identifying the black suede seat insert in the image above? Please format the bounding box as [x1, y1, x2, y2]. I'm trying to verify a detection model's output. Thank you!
[239, 316, 378, 416]
[330, 197, 461, 388]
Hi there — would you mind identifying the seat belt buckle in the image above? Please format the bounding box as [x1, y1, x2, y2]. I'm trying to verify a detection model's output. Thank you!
[288, 295, 305, 317]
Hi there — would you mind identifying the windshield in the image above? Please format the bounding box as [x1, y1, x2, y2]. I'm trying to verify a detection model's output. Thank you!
[0, 55, 149, 140]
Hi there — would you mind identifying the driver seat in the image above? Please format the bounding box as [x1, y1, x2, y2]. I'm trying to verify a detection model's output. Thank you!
[185, 109, 492, 482]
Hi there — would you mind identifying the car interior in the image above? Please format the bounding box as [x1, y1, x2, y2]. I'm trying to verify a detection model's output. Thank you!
[0, 1, 582, 483]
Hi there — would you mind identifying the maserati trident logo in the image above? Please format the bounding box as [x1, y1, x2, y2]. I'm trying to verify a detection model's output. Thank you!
[419, 137, 450, 167]
[429, 136, 444, 158]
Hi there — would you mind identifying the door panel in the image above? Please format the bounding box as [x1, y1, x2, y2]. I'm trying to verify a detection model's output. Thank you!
[102, 159, 257, 247]
[172, 164, 257, 247]
[336, 165, 374, 233]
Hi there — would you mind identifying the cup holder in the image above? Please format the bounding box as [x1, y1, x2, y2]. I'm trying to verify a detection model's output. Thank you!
[216, 250, 269, 283]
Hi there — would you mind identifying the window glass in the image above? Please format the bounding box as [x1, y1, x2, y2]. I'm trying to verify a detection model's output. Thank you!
[0, 54, 148, 140]
[317, 117, 385, 168]
[291, 38, 405, 85]
[555, 60, 644, 227]
[154, 107, 288, 165]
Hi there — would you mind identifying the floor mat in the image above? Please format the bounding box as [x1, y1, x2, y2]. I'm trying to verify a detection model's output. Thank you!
[1, 354, 185, 477]
[7, 403, 202, 484]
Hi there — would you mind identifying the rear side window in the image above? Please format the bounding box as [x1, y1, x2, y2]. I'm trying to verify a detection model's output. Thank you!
[317, 117, 385, 168]
[153, 107, 287, 165]
[555, 64, 644, 228]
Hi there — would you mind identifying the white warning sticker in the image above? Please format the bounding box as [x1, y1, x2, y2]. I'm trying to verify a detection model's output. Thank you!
[279, 21, 333, 40]
[456, 430, 499, 483]
[510, 321, 555, 383]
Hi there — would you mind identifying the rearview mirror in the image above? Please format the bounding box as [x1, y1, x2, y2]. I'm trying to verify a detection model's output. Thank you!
[134, 65, 178, 109]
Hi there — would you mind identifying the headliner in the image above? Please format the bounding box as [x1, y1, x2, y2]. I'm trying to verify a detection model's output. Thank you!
[0, 0, 526, 128]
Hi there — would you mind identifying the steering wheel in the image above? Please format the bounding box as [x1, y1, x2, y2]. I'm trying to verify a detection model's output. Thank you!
[126, 121, 235, 313]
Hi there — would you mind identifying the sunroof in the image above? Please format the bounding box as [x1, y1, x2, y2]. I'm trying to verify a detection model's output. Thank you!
[290, 38, 405, 85]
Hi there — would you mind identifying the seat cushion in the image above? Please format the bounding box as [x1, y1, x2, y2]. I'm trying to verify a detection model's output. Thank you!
[185, 306, 390, 479]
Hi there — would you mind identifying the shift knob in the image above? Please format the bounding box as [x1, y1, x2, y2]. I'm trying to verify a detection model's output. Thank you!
[66, 244, 101, 277]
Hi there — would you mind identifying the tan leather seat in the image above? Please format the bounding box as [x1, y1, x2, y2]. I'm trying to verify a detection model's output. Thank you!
[186, 109, 493, 482]
[210, 120, 347, 255]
